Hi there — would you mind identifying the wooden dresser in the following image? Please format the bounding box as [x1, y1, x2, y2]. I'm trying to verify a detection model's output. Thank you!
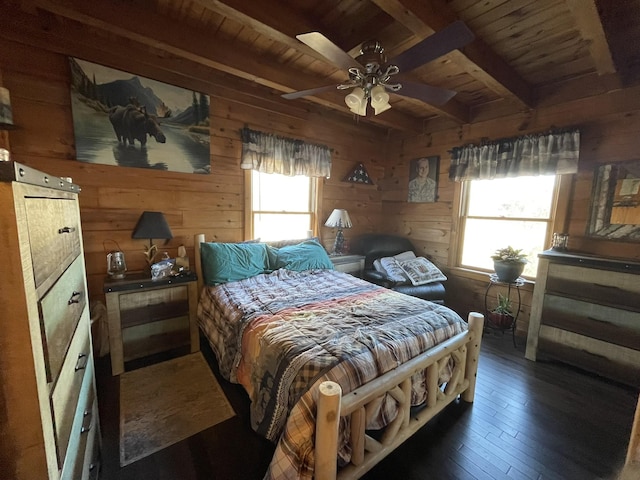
[525, 250, 640, 386]
[0, 162, 100, 479]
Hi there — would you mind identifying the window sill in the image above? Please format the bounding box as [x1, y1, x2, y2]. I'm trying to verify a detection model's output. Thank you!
[447, 266, 536, 291]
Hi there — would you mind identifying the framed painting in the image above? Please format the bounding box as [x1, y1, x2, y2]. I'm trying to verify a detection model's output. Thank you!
[69, 58, 211, 174]
[408, 156, 439, 203]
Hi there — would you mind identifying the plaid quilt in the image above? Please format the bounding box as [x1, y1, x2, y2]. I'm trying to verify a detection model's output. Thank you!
[197, 269, 467, 479]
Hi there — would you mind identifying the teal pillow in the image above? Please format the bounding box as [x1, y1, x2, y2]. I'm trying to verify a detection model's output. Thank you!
[271, 240, 334, 272]
[200, 242, 269, 285]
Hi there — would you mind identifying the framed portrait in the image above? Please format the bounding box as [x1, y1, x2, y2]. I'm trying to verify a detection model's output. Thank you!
[408, 156, 439, 203]
[69, 58, 211, 174]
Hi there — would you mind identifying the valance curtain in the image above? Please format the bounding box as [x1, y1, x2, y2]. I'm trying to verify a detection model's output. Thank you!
[448, 129, 580, 181]
[240, 127, 332, 178]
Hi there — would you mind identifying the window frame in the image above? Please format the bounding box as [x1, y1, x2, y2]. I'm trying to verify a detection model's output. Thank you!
[450, 174, 572, 280]
[244, 170, 322, 241]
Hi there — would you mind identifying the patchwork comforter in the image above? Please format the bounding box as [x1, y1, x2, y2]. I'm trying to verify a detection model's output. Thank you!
[197, 269, 467, 479]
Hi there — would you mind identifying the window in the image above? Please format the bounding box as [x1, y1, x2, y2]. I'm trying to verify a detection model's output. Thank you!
[247, 170, 318, 241]
[458, 175, 560, 278]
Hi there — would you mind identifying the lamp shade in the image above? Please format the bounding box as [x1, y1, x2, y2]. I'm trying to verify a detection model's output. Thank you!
[324, 209, 352, 229]
[131, 211, 173, 241]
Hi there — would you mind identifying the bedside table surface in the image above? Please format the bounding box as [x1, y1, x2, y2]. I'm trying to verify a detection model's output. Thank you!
[104, 271, 197, 293]
[329, 254, 365, 265]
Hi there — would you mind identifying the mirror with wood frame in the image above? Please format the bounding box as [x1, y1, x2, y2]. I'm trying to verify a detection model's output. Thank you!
[587, 159, 640, 241]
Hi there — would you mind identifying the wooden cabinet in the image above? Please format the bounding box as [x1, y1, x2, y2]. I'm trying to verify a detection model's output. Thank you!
[0, 162, 100, 480]
[330, 254, 365, 277]
[526, 250, 640, 386]
[104, 272, 199, 375]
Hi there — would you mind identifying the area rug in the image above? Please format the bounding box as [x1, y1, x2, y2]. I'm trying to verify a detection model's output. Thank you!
[119, 352, 235, 466]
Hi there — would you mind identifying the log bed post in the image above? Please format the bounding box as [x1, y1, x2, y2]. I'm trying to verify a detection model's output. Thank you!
[316, 381, 342, 480]
[461, 311, 484, 403]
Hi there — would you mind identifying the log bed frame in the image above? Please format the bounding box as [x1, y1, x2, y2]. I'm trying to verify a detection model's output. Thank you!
[194, 234, 484, 480]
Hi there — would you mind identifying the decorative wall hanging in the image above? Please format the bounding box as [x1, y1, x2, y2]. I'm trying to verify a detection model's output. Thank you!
[69, 58, 211, 174]
[343, 162, 374, 184]
[408, 156, 439, 203]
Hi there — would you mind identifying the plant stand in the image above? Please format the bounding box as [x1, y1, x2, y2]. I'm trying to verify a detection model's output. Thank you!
[484, 274, 524, 348]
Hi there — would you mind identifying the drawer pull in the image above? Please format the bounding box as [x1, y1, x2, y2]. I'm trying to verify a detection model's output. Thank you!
[587, 316, 614, 327]
[58, 226, 76, 234]
[75, 353, 88, 371]
[68, 290, 82, 305]
[81, 409, 92, 434]
[592, 283, 621, 290]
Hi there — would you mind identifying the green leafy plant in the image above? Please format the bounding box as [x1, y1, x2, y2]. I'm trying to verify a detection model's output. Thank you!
[491, 246, 528, 263]
[492, 293, 513, 315]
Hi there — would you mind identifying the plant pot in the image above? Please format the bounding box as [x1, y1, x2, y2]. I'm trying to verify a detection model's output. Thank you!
[493, 260, 525, 283]
[488, 312, 514, 329]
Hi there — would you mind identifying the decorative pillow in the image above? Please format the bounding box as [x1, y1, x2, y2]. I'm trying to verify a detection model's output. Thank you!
[200, 242, 269, 285]
[374, 251, 417, 283]
[266, 236, 320, 248]
[270, 240, 334, 272]
[397, 257, 447, 286]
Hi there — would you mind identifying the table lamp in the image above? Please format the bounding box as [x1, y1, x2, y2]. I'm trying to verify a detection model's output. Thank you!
[131, 211, 173, 267]
[325, 208, 352, 255]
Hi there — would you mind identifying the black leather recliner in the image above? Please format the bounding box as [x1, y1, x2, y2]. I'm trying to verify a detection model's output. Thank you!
[350, 233, 446, 304]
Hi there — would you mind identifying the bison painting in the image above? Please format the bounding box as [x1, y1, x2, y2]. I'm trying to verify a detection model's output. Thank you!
[108, 105, 166, 147]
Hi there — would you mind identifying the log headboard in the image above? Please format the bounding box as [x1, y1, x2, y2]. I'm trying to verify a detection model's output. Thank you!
[194, 233, 206, 297]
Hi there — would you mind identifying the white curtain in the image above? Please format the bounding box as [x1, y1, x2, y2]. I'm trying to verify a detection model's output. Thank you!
[240, 127, 332, 178]
[449, 129, 580, 181]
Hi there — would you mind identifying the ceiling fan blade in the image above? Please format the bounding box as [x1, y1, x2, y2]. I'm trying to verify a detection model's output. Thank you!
[281, 84, 338, 100]
[389, 20, 475, 73]
[296, 32, 363, 71]
[396, 81, 457, 106]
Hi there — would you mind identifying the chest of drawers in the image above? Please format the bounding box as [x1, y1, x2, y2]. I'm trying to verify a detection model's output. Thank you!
[525, 250, 640, 386]
[0, 162, 100, 479]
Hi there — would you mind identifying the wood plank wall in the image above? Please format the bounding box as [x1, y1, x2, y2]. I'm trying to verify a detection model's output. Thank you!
[383, 83, 640, 336]
[0, 37, 387, 302]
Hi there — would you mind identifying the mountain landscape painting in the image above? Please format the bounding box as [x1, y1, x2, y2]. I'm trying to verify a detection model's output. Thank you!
[69, 58, 211, 174]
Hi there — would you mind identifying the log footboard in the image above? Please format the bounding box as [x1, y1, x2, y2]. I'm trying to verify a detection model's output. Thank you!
[316, 312, 484, 480]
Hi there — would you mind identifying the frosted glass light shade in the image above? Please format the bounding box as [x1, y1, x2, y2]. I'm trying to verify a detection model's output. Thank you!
[370, 85, 391, 115]
[345, 88, 367, 116]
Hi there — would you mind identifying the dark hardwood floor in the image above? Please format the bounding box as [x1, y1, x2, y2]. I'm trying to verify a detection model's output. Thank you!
[96, 333, 638, 480]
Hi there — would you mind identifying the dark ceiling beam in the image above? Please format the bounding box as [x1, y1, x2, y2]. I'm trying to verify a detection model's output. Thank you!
[189, 0, 470, 123]
[29, 0, 421, 131]
[373, 0, 535, 109]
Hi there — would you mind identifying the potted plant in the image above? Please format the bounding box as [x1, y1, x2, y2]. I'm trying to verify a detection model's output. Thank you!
[489, 293, 515, 329]
[491, 246, 527, 283]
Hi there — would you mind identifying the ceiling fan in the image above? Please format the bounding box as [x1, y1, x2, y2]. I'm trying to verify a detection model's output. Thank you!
[282, 20, 474, 116]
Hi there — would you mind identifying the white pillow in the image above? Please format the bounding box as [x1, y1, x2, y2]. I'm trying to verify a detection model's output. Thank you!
[398, 257, 447, 286]
[373, 251, 416, 283]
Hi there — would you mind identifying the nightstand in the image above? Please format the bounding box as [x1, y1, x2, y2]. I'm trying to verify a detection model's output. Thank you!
[330, 254, 365, 277]
[104, 272, 199, 375]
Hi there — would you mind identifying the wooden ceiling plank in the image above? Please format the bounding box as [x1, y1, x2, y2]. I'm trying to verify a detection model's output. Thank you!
[373, 0, 534, 108]
[190, 0, 327, 59]
[565, 0, 616, 75]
